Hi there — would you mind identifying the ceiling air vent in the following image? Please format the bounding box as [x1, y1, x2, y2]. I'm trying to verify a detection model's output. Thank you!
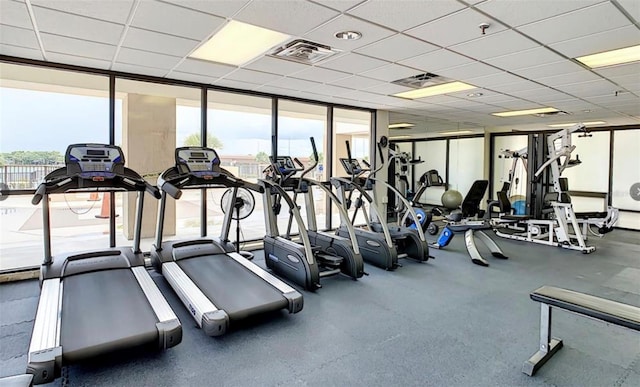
[535, 110, 570, 117]
[393, 72, 446, 89]
[269, 39, 340, 65]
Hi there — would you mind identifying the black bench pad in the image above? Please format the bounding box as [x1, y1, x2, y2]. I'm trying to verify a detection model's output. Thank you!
[574, 211, 608, 219]
[531, 286, 640, 331]
[502, 214, 530, 221]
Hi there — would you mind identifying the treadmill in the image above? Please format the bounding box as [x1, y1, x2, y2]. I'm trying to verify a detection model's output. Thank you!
[152, 147, 303, 336]
[27, 144, 182, 385]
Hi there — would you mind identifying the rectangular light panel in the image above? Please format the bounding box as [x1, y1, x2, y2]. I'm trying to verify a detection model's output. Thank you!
[575, 45, 640, 68]
[190, 20, 290, 66]
[438, 130, 473, 135]
[389, 135, 412, 140]
[389, 123, 415, 129]
[548, 121, 606, 128]
[492, 107, 558, 117]
[392, 81, 476, 99]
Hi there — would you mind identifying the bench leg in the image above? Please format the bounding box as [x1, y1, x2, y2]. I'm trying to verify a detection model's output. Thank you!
[464, 229, 488, 266]
[523, 303, 563, 376]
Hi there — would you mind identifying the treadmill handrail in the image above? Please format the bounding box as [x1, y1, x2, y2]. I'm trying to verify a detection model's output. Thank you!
[157, 166, 264, 193]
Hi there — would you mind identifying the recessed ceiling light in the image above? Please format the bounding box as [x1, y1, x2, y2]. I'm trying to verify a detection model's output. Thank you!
[582, 109, 592, 113]
[492, 107, 559, 117]
[438, 130, 474, 135]
[189, 20, 290, 66]
[467, 92, 483, 98]
[388, 123, 415, 129]
[335, 31, 362, 40]
[548, 121, 606, 128]
[393, 81, 476, 99]
[575, 44, 640, 68]
[389, 135, 412, 140]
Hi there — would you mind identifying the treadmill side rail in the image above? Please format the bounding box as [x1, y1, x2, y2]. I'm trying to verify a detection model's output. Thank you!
[131, 267, 182, 348]
[162, 262, 229, 336]
[227, 252, 303, 313]
[27, 279, 62, 385]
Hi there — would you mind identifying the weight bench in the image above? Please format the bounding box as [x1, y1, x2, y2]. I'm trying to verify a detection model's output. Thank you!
[523, 285, 640, 376]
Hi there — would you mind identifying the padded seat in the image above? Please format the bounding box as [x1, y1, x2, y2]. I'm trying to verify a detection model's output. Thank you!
[502, 214, 530, 221]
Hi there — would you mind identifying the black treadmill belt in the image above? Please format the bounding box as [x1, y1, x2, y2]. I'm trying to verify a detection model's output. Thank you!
[177, 255, 287, 320]
[61, 269, 159, 362]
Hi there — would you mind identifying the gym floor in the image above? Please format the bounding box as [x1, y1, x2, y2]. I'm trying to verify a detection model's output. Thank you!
[1, 230, 639, 386]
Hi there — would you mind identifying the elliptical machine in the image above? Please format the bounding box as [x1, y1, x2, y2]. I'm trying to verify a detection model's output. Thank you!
[332, 140, 430, 264]
[260, 137, 364, 291]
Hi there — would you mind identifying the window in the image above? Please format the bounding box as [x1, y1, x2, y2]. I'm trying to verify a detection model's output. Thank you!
[0, 63, 109, 270]
[277, 101, 328, 232]
[331, 108, 371, 228]
[207, 90, 272, 242]
[115, 79, 202, 250]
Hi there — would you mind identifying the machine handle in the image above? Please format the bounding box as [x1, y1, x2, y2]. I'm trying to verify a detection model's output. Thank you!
[161, 181, 182, 200]
[310, 136, 318, 161]
[377, 142, 385, 163]
[362, 159, 371, 168]
[345, 140, 352, 160]
[293, 158, 304, 169]
[145, 182, 162, 199]
[32, 184, 46, 205]
[243, 180, 265, 194]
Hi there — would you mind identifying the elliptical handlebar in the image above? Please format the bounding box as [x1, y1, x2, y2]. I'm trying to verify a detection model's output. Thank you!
[300, 137, 318, 179]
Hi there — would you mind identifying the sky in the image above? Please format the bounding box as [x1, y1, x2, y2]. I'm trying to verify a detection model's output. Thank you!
[0, 87, 343, 159]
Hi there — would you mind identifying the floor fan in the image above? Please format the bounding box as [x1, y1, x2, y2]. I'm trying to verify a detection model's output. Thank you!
[220, 187, 256, 260]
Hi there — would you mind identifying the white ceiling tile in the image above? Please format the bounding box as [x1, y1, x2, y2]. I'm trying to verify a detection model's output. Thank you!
[354, 34, 438, 62]
[399, 49, 473, 72]
[607, 74, 640, 93]
[304, 15, 395, 51]
[253, 84, 295, 96]
[347, 0, 465, 31]
[245, 55, 311, 75]
[0, 25, 39, 49]
[476, 0, 601, 27]
[360, 64, 420, 82]
[516, 2, 630, 45]
[307, 83, 354, 96]
[490, 79, 547, 93]
[507, 87, 572, 101]
[558, 79, 620, 98]
[174, 58, 236, 77]
[265, 76, 323, 91]
[0, 44, 43, 60]
[235, 0, 339, 36]
[464, 72, 526, 88]
[319, 53, 388, 74]
[31, 0, 134, 24]
[161, 0, 251, 18]
[47, 52, 111, 69]
[549, 25, 640, 58]
[449, 30, 538, 60]
[538, 70, 602, 87]
[617, 0, 640, 22]
[222, 68, 283, 85]
[405, 8, 507, 47]
[364, 82, 413, 95]
[586, 92, 639, 106]
[514, 60, 585, 79]
[33, 6, 124, 45]
[214, 78, 261, 90]
[328, 75, 384, 89]
[436, 61, 501, 81]
[309, 0, 364, 12]
[112, 62, 168, 77]
[483, 47, 565, 71]
[166, 70, 217, 84]
[0, 0, 32, 29]
[41, 33, 116, 61]
[122, 28, 199, 57]
[594, 62, 640, 79]
[131, 0, 225, 41]
[288, 66, 351, 83]
[117, 48, 182, 70]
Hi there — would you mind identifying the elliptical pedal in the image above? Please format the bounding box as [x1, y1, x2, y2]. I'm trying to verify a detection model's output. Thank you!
[316, 253, 343, 268]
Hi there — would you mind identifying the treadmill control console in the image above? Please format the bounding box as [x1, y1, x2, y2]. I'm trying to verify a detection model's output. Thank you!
[275, 156, 301, 175]
[65, 144, 124, 179]
[176, 147, 221, 177]
[340, 158, 363, 176]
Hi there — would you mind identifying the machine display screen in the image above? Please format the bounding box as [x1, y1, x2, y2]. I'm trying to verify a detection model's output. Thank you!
[190, 151, 206, 158]
[340, 158, 361, 175]
[86, 149, 106, 156]
[276, 157, 295, 169]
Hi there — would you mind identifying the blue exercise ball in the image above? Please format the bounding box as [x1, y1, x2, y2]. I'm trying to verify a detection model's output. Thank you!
[441, 189, 463, 210]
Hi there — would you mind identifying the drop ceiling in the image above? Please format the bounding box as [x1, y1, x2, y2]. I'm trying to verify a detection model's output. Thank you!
[0, 0, 639, 136]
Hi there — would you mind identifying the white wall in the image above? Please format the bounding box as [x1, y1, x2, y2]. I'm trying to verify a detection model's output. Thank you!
[414, 140, 446, 204]
[448, 137, 485, 198]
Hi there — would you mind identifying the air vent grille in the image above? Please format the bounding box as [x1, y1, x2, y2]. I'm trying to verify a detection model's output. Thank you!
[392, 72, 446, 88]
[269, 39, 340, 65]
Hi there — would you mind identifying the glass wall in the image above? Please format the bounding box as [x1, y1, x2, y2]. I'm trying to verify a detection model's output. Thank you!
[413, 140, 447, 205]
[448, 137, 485, 201]
[0, 63, 110, 270]
[207, 91, 272, 242]
[331, 109, 371, 228]
[612, 129, 640, 230]
[277, 101, 328, 233]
